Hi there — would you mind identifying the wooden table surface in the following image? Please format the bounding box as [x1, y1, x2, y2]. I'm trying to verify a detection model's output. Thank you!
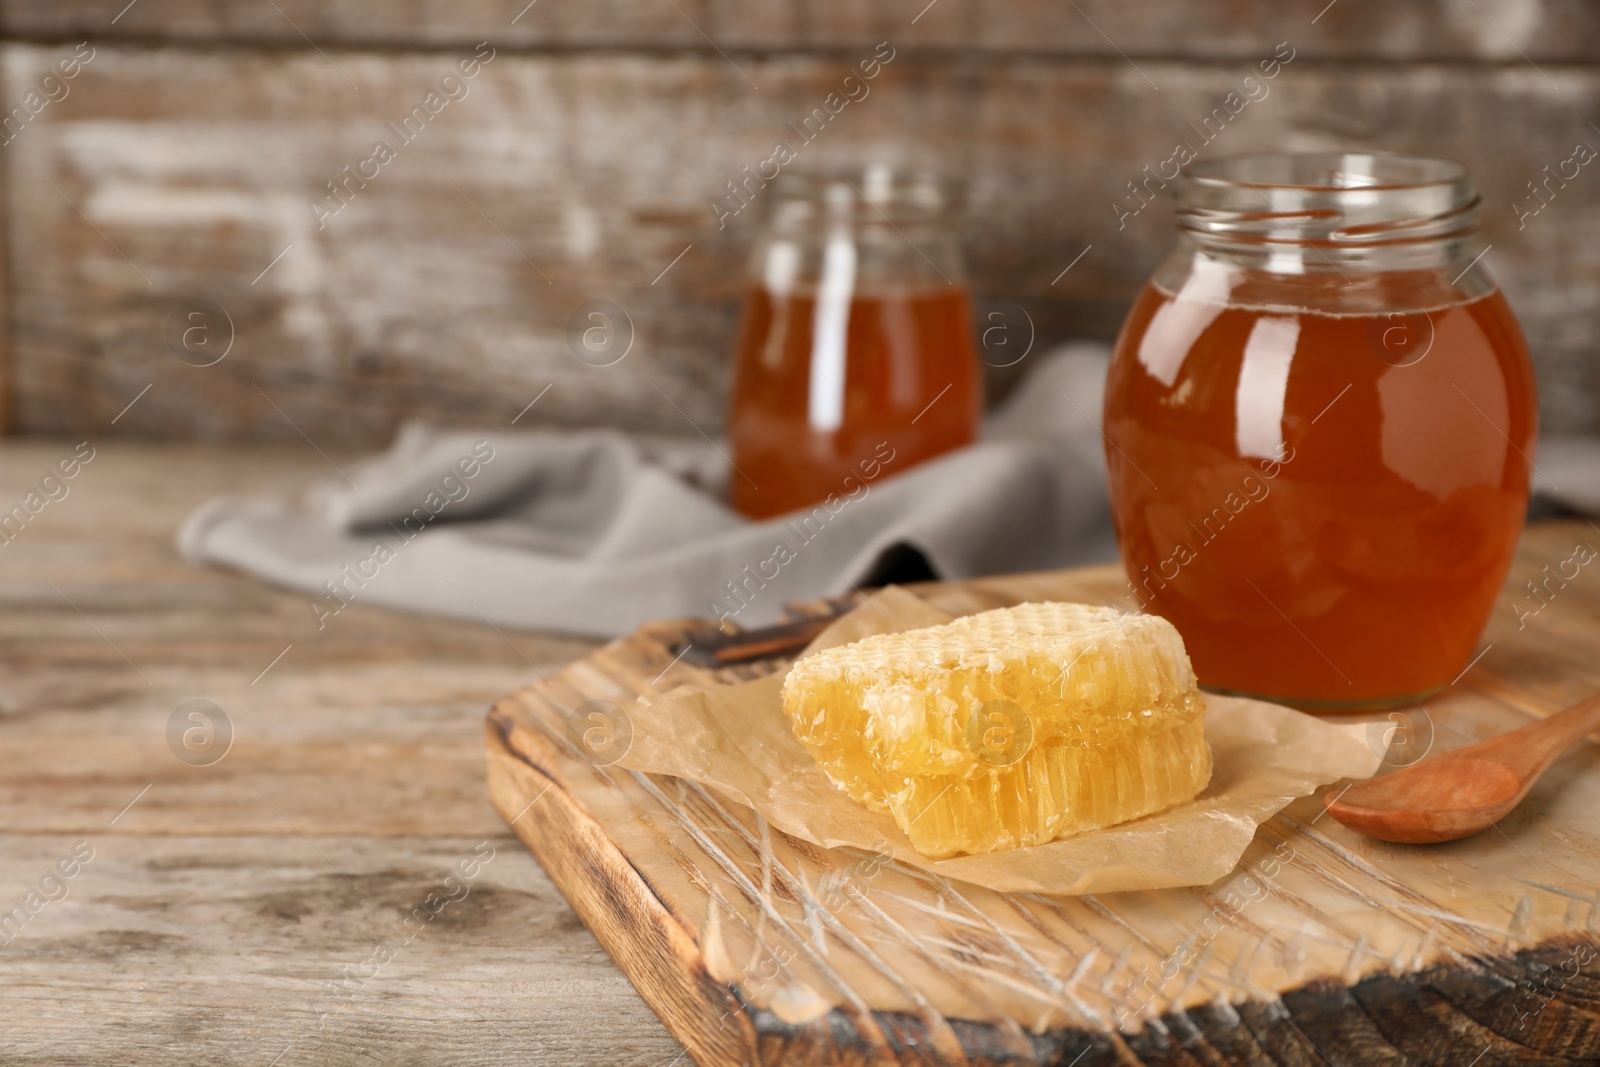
[0, 442, 685, 1065]
[3, 441, 1595, 1066]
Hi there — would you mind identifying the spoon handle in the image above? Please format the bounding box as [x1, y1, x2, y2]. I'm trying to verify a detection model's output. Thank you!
[1494, 694, 1600, 778]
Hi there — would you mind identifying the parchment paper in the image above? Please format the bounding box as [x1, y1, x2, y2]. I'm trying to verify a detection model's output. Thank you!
[617, 586, 1386, 895]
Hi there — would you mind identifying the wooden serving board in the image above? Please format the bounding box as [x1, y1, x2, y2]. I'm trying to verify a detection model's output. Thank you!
[486, 520, 1600, 1066]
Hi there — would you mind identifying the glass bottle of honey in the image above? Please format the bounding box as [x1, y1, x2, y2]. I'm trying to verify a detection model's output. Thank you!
[1104, 153, 1537, 708]
[728, 168, 982, 519]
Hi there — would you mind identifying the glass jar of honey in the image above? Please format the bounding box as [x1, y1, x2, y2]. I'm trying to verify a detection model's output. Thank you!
[1104, 153, 1537, 709]
[728, 167, 982, 519]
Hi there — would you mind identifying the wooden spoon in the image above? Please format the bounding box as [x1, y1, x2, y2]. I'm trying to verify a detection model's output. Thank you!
[1325, 694, 1600, 844]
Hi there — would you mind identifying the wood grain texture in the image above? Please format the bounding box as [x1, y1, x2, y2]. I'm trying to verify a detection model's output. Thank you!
[6, 42, 1600, 445]
[1, 835, 680, 1065]
[0, 442, 688, 1065]
[4, 0, 1600, 62]
[488, 520, 1600, 1066]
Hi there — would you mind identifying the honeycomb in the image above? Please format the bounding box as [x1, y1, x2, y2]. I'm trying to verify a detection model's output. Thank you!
[781, 602, 1211, 857]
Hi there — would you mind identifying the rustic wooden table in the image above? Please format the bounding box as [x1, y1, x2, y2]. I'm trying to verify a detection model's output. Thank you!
[0, 442, 685, 1065]
[5, 441, 1596, 1066]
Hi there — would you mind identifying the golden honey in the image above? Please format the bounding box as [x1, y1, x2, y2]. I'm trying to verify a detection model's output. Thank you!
[782, 603, 1212, 857]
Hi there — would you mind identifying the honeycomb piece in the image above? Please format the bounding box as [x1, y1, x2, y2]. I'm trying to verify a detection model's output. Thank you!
[781, 602, 1211, 857]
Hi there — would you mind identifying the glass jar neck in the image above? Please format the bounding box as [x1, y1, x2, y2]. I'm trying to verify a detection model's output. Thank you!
[1175, 229, 1482, 274]
[1151, 239, 1498, 319]
[1176, 152, 1482, 275]
[752, 168, 966, 291]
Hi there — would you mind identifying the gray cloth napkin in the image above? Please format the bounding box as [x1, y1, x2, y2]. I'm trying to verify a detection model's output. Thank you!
[179, 344, 1121, 637]
[1538, 438, 1600, 519]
[179, 343, 1600, 638]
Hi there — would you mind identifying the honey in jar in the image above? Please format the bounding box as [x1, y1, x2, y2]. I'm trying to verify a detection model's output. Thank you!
[1104, 154, 1537, 708]
[728, 170, 982, 519]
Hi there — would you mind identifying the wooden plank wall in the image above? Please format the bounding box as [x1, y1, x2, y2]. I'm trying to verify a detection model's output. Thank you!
[1, 1, 1598, 445]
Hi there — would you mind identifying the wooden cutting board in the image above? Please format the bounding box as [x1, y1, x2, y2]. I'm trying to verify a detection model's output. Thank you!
[485, 520, 1600, 1066]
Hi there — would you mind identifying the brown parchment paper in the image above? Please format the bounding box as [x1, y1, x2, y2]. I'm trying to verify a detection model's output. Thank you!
[617, 586, 1386, 895]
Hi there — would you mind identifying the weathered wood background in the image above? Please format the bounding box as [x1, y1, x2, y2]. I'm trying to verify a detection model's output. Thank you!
[2, 1, 1599, 445]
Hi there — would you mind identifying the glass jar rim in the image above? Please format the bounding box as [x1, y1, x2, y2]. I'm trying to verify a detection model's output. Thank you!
[1178, 152, 1479, 246]
[767, 165, 961, 227]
